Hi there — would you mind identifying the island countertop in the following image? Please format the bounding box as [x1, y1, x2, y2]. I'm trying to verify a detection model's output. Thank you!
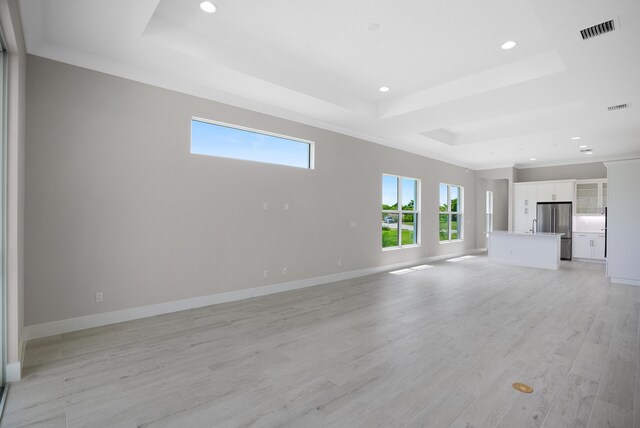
[487, 231, 563, 270]
[489, 231, 564, 237]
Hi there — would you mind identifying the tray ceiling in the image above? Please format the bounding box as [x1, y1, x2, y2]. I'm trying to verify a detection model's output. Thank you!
[19, 0, 640, 169]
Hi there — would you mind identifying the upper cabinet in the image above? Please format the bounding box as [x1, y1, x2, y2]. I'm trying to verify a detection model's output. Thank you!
[537, 181, 574, 202]
[575, 179, 607, 215]
[514, 183, 537, 207]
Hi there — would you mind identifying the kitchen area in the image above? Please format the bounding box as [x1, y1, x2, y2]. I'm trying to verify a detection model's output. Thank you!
[488, 177, 607, 270]
[572, 180, 607, 260]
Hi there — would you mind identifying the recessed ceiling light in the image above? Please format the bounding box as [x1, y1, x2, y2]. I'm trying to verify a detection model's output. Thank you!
[585, 151, 593, 155]
[579, 145, 588, 148]
[199, 1, 217, 13]
[379, 86, 390, 93]
[529, 157, 536, 161]
[501, 41, 517, 50]
[571, 136, 581, 140]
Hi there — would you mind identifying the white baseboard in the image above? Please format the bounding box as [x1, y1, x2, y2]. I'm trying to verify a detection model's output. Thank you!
[23, 249, 483, 341]
[6, 362, 21, 383]
[610, 277, 640, 286]
[572, 257, 606, 264]
[6, 332, 26, 382]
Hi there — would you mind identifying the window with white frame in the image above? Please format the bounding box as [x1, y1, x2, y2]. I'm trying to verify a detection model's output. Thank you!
[191, 118, 313, 169]
[382, 175, 420, 249]
[486, 191, 494, 237]
[439, 183, 463, 242]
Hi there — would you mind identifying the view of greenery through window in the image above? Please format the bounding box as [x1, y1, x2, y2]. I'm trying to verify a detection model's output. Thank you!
[382, 175, 419, 248]
[439, 183, 463, 241]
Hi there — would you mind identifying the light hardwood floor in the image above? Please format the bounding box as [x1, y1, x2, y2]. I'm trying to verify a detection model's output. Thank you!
[3, 255, 639, 427]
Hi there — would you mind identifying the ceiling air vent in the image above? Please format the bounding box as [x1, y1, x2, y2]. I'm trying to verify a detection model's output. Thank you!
[580, 20, 615, 40]
[607, 103, 628, 111]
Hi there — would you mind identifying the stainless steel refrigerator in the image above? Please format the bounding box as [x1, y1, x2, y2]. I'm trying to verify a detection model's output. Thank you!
[536, 202, 572, 261]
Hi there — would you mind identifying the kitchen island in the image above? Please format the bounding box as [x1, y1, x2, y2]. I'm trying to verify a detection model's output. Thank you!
[488, 231, 564, 270]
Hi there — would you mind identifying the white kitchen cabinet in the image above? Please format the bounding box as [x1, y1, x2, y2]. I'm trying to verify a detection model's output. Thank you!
[537, 181, 574, 202]
[536, 183, 554, 202]
[573, 235, 592, 259]
[513, 183, 538, 232]
[575, 179, 607, 215]
[513, 205, 536, 233]
[552, 181, 574, 201]
[514, 183, 537, 207]
[593, 236, 605, 260]
[573, 233, 606, 260]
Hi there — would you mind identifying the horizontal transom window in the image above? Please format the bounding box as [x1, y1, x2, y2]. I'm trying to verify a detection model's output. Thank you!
[191, 118, 313, 169]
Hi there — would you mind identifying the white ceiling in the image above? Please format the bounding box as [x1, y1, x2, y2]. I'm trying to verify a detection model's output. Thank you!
[19, 0, 640, 169]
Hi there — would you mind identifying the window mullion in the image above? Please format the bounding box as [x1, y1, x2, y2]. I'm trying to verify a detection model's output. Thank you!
[398, 178, 403, 246]
[448, 185, 452, 241]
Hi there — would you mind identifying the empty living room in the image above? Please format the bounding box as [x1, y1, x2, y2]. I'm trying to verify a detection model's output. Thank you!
[1, 0, 640, 426]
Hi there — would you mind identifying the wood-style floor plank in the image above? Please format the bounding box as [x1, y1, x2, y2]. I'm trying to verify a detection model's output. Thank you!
[2, 255, 639, 428]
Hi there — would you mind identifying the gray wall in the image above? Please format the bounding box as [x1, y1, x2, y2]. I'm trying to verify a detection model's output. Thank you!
[25, 56, 479, 326]
[516, 162, 606, 182]
[489, 180, 509, 231]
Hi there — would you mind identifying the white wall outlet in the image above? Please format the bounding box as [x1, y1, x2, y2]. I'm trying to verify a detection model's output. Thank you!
[284, 202, 289, 210]
[262, 202, 268, 210]
[338, 259, 342, 267]
[282, 267, 287, 275]
[263, 270, 268, 278]
[350, 221, 356, 228]
[95, 292, 104, 303]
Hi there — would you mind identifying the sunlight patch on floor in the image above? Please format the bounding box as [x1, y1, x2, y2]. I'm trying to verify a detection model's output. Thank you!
[389, 264, 434, 275]
[446, 255, 476, 262]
